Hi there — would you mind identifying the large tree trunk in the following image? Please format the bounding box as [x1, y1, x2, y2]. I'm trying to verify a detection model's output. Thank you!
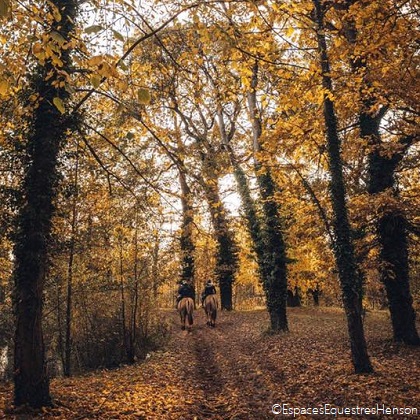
[257, 170, 289, 331]
[367, 148, 419, 344]
[170, 96, 237, 308]
[216, 109, 268, 308]
[179, 170, 195, 285]
[13, 0, 78, 407]
[201, 154, 238, 310]
[339, 0, 419, 345]
[139, 115, 196, 294]
[246, 64, 289, 332]
[229, 156, 267, 280]
[312, 0, 372, 373]
[225, 146, 282, 318]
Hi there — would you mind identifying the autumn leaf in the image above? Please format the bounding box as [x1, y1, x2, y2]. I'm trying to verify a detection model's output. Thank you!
[50, 31, 66, 46]
[0, 79, 9, 96]
[0, 0, 11, 19]
[137, 88, 151, 104]
[87, 55, 105, 67]
[85, 25, 103, 34]
[112, 30, 124, 42]
[53, 97, 65, 114]
[90, 74, 102, 88]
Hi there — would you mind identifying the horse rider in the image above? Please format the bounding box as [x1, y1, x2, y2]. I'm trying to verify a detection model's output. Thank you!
[201, 279, 216, 306]
[176, 280, 195, 307]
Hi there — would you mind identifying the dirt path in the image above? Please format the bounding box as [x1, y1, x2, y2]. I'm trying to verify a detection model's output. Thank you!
[185, 311, 276, 420]
[1, 308, 419, 419]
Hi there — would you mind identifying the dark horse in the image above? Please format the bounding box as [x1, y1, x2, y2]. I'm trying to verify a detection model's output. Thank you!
[178, 297, 194, 331]
[203, 294, 218, 327]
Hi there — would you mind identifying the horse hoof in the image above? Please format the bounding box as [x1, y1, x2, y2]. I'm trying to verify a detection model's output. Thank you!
[181, 326, 185, 331]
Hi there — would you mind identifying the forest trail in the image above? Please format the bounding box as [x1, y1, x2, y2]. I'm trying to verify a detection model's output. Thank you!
[1, 308, 419, 419]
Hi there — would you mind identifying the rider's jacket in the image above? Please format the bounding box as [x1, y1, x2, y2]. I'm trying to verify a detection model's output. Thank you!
[178, 283, 195, 299]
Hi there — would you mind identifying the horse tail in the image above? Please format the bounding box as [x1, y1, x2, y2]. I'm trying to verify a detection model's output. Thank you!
[187, 299, 194, 325]
[212, 295, 217, 321]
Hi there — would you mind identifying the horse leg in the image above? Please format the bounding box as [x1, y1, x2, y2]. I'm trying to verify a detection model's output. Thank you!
[187, 309, 193, 332]
[211, 307, 216, 327]
[205, 309, 210, 326]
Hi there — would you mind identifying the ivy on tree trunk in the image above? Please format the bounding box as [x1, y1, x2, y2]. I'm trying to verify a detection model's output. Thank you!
[366, 142, 419, 345]
[179, 170, 195, 284]
[339, 0, 419, 346]
[312, 0, 372, 373]
[201, 153, 238, 311]
[13, 0, 79, 407]
[246, 62, 289, 332]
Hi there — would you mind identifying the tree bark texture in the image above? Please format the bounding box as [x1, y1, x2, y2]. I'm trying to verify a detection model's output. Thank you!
[367, 144, 419, 344]
[13, 0, 78, 407]
[246, 63, 289, 332]
[256, 170, 289, 331]
[64, 146, 79, 377]
[340, 0, 419, 345]
[179, 170, 195, 284]
[202, 155, 238, 310]
[313, 0, 372, 373]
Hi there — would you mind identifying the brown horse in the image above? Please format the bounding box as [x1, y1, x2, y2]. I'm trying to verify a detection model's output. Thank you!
[203, 294, 218, 327]
[178, 297, 194, 331]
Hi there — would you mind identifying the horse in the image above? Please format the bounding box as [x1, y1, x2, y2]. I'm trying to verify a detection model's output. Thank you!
[203, 294, 218, 327]
[177, 297, 194, 331]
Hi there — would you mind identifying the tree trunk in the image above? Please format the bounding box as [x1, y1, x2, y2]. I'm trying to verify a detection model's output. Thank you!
[339, 0, 419, 345]
[64, 145, 79, 377]
[170, 97, 237, 308]
[246, 63, 289, 332]
[310, 286, 321, 306]
[151, 231, 160, 300]
[127, 217, 140, 364]
[13, 0, 78, 407]
[231, 158, 268, 282]
[119, 238, 130, 362]
[287, 288, 301, 307]
[179, 170, 195, 284]
[257, 170, 289, 331]
[312, 0, 372, 373]
[201, 155, 238, 310]
[367, 149, 419, 344]
[216, 109, 269, 310]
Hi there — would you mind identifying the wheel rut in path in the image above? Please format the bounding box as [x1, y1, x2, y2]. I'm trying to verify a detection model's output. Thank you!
[171, 309, 279, 419]
[191, 322, 231, 419]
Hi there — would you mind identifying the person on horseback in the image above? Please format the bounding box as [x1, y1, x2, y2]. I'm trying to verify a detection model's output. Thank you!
[201, 279, 216, 306]
[176, 281, 195, 307]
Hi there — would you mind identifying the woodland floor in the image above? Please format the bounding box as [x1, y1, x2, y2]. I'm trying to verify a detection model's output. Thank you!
[0, 307, 419, 419]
